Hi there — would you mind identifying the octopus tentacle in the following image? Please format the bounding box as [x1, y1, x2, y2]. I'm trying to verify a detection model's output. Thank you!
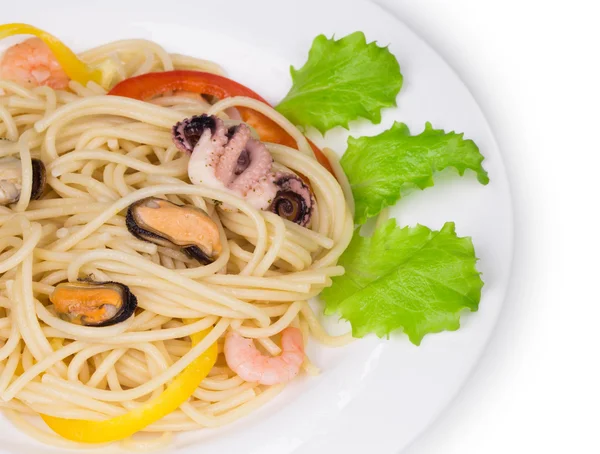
[227, 136, 274, 196]
[268, 173, 314, 227]
[215, 124, 253, 186]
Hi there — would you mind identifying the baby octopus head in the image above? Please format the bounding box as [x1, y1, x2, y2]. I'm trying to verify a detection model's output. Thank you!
[172, 114, 314, 225]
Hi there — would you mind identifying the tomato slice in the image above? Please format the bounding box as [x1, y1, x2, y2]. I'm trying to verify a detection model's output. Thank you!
[108, 70, 335, 175]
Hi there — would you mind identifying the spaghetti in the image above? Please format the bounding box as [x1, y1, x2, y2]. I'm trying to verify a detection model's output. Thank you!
[0, 36, 354, 448]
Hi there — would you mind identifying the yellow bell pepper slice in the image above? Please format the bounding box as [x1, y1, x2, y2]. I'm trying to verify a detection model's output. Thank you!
[0, 23, 103, 87]
[41, 326, 217, 443]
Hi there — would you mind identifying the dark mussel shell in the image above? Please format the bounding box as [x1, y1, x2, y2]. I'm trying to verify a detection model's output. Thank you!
[30, 159, 46, 200]
[126, 197, 221, 264]
[50, 280, 137, 327]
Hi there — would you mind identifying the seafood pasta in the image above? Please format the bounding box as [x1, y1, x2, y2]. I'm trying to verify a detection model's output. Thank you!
[0, 25, 354, 448]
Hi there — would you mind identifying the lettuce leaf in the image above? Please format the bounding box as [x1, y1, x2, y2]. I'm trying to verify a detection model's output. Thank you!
[341, 122, 490, 224]
[321, 220, 483, 345]
[276, 32, 403, 133]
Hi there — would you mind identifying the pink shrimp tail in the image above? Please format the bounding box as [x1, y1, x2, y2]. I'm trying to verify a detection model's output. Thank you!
[224, 327, 305, 386]
[0, 38, 70, 89]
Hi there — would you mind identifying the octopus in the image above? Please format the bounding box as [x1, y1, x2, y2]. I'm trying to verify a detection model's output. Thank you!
[172, 114, 315, 226]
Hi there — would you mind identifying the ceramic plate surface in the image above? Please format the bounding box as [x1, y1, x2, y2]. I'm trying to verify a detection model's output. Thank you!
[1, 1, 513, 452]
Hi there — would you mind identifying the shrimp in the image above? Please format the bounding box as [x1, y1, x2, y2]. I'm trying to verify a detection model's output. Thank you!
[224, 327, 305, 385]
[0, 38, 69, 89]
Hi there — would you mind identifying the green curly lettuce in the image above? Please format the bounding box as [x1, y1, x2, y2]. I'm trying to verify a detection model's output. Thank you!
[276, 32, 403, 133]
[341, 122, 490, 223]
[321, 220, 483, 345]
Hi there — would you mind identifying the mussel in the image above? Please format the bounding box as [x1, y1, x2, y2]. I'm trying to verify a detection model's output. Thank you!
[49, 280, 137, 327]
[126, 197, 222, 264]
[0, 157, 46, 205]
[268, 174, 315, 227]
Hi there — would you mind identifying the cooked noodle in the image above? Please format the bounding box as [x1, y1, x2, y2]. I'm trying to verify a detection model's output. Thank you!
[0, 39, 353, 447]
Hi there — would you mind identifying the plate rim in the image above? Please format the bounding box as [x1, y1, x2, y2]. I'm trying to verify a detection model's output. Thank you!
[0, 1, 515, 453]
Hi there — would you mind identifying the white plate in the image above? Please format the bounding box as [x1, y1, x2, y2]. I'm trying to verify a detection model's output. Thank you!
[1, 0, 513, 453]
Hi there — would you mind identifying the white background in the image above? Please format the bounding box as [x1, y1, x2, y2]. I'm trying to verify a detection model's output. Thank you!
[0, 1, 595, 453]
[371, 0, 600, 453]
